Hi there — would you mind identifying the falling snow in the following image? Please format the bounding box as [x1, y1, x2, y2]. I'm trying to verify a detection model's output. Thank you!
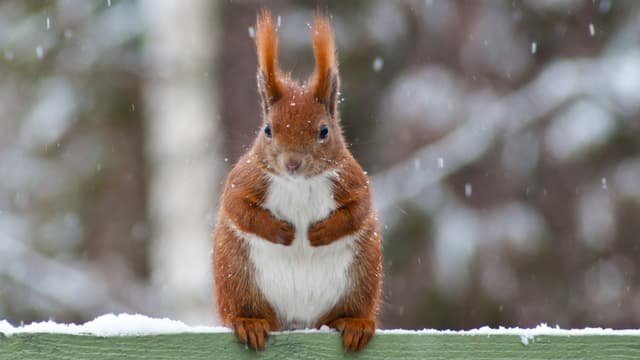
[373, 57, 384, 72]
[2, 0, 639, 335]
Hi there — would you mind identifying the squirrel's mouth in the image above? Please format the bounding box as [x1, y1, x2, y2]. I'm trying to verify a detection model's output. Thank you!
[280, 155, 305, 175]
[284, 160, 302, 174]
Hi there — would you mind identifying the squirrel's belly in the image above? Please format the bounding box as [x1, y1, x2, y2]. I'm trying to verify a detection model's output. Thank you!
[245, 231, 356, 329]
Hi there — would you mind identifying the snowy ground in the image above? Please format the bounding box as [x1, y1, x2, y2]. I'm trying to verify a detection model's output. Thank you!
[1, 313, 639, 338]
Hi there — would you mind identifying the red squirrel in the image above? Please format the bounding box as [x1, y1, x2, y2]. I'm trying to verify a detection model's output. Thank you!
[212, 9, 382, 352]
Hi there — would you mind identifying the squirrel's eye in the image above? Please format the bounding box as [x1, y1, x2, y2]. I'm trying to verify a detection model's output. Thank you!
[319, 124, 329, 140]
[264, 124, 272, 138]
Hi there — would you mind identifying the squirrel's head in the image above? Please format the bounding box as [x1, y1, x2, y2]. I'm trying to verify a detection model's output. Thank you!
[254, 9, 344, 177]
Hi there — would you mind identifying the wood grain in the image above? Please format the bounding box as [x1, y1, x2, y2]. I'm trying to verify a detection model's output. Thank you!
[1, 332, 639, 359]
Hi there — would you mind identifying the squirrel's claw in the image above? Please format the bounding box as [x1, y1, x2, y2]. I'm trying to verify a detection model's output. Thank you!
[232, 317, 270, 351]
[329, 317, 375, 352]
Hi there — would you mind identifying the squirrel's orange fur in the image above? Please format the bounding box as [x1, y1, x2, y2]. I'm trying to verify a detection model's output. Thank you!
[309, 14, 337, 104]
[255, 9, 282, 105]
[213, 9, 382, 352]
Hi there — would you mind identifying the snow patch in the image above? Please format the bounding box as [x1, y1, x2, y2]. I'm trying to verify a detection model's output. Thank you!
[378, 324, 640, 336]
[0, 314, 227, 336]
[1, 315, 639, 337]
[0, 314, 640, 338]
[520, 334, 532, 345]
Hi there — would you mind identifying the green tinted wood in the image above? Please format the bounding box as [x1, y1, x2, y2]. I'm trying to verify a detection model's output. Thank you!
[1, 332, 639, 360]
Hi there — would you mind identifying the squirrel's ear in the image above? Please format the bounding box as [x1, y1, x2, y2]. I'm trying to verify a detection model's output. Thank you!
[310, 13, 340, 119]
[255, 9, 282, 114]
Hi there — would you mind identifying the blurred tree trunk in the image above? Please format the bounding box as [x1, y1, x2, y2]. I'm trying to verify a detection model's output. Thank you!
[140, 0, 221, 324]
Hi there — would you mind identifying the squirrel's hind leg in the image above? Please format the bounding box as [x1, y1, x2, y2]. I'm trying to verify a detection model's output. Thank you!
[213, 225, 280, 350]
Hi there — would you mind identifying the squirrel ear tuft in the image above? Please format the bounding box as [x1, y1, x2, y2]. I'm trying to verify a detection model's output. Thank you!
[310, 12, 340, 118]
[255, 8, 282, 114]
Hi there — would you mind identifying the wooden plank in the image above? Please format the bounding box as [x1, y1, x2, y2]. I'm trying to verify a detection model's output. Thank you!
[1, 332, 639, 360]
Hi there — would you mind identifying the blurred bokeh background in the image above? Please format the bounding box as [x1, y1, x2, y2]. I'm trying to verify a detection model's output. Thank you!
[1, 0, 639, 330]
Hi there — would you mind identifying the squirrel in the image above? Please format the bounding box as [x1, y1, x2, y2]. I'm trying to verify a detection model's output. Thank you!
[212, 9, 382, 352]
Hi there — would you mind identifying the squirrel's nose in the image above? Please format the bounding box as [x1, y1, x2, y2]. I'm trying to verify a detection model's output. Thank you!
[285, 160, 302, 173]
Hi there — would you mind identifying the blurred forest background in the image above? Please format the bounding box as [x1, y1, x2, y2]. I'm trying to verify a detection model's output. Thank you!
[1, 0, 639, 330]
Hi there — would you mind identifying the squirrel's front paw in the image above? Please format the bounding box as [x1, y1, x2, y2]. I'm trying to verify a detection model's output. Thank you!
[328, 317, 375, 352]
[231, 317, 270, 351]
[274, 220, 295, 245]
[308, 222, 330, 246]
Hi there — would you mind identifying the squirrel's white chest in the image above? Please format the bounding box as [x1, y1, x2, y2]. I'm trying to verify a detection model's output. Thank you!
[244, 172, 355, 329]
[263, 172, 337, 226]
